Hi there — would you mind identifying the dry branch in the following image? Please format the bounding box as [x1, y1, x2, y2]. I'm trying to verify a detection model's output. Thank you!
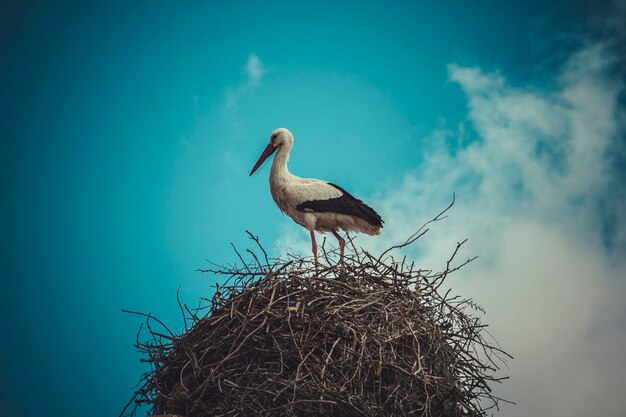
[122, 204, 511, 417]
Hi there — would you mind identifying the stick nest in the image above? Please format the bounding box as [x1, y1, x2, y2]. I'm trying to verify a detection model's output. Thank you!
[123, 206, 511, 417]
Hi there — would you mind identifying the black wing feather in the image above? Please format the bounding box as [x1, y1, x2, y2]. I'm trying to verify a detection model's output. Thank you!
[296, 183, 384, 227]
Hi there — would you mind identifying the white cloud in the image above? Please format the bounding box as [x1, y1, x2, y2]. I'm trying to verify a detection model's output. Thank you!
[225, 53, 266, 110]
[245, 53, 265, 86]
[277, 45, 626, 416]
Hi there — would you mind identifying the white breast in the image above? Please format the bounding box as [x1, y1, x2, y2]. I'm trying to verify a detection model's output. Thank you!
[271, 176, 341, 214]
[269, 176, 380, 235]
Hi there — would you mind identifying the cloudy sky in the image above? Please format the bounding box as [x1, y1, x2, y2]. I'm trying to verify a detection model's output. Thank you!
[1, 1, 625, 417]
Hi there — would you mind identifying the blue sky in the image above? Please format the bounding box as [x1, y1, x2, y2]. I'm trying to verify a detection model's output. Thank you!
[1, 1, 625, 416]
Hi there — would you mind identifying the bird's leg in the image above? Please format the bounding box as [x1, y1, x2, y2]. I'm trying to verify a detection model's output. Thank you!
[310, 229, 318, 273]
[332, 230, 345, 268]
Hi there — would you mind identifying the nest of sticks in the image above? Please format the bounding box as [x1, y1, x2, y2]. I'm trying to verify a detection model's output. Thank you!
[122, 203, 511, 417]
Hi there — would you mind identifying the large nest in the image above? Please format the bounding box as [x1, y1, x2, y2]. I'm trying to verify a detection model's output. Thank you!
[122, 204, 511, 417]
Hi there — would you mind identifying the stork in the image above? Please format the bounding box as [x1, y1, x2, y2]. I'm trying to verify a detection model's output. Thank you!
[249, 128, 383, 267]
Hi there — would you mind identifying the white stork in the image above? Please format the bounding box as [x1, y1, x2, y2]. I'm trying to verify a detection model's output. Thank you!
[249, 128, 383, 267]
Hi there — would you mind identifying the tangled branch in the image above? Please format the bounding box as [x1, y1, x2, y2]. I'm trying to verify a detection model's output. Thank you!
[122, 201, 511, 417]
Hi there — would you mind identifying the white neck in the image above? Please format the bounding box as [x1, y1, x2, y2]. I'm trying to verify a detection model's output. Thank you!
[270, 143, 293, 180]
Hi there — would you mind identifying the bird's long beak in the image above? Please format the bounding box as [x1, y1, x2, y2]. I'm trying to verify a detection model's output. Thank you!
[249, 143, 277, 176]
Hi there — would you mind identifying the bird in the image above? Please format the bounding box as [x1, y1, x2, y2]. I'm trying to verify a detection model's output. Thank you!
[249, 128, 383, 268]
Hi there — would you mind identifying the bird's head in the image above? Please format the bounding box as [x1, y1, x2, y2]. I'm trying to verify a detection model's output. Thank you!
[249, 128, 293, 176]
[269, 127, 294, 148]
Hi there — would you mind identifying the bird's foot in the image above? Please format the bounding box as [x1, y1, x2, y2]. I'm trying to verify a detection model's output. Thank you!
[337, 259, 347, 274]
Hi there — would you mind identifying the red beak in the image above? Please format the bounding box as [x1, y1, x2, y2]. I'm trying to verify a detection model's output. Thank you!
[249, 143, 277, 176]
